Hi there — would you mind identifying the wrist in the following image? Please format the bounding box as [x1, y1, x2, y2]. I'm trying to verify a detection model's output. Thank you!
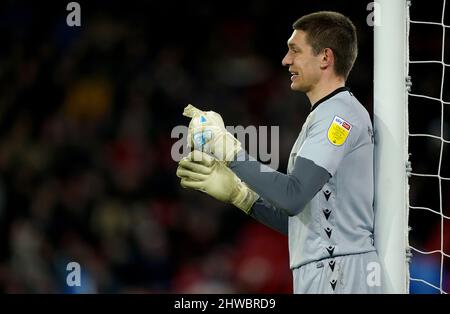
[231, 181, 259, 215]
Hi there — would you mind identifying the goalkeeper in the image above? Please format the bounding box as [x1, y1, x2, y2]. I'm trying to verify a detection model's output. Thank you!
[176, 11, 383, 293]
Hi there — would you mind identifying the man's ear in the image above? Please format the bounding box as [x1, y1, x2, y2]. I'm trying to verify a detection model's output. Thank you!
[320, 48, 334, 70]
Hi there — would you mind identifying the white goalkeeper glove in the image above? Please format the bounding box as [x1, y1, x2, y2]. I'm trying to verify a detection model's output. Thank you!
[183, 104, 242, 163]
[176, 150, 259, 214]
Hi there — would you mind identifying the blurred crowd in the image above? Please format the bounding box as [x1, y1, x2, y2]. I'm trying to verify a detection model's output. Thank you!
[0, 0, 312, 293]
[0, 0, 447, 293]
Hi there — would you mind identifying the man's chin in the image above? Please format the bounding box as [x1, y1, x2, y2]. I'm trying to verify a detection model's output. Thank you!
[290, 83, 307, 92]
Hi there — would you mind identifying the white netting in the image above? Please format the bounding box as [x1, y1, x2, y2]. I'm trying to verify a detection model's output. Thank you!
[408, 0, 449, 294]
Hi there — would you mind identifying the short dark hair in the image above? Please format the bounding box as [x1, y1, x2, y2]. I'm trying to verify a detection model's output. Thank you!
[293, 11, 358, 79]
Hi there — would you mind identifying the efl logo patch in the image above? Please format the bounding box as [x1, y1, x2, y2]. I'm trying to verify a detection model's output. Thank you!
[327, 116, 352, 146]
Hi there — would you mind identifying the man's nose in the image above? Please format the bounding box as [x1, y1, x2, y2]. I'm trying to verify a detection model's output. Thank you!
[282, 53, 291, 67]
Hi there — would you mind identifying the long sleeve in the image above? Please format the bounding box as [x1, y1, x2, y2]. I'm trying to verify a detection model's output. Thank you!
[230, 149, 331, 216]
[250, 197, 289, 235]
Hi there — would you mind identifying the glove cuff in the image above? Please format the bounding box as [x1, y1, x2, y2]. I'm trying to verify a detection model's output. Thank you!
[231, 180, 259, 215]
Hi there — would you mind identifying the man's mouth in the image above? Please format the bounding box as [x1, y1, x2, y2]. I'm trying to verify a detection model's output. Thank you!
[290, 71, 299, 81]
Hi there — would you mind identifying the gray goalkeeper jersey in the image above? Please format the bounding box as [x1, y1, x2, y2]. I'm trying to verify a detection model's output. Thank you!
[287, 87, 376, 269]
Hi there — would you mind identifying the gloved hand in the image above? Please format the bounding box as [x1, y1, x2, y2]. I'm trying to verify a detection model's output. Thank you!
[183, 104, 241, 163]
[176, 150, 258, 214]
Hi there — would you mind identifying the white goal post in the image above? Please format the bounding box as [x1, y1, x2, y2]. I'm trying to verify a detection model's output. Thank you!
[374, 0, 410, 293]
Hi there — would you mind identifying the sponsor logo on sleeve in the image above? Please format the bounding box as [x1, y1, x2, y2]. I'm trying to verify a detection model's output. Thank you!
[327, 116, 352, 146]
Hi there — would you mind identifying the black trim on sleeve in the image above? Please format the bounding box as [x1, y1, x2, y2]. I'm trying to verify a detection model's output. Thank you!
[310, 86, 350, 112]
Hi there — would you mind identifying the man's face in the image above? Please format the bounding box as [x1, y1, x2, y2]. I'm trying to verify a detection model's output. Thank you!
[282, 30, 323, 92]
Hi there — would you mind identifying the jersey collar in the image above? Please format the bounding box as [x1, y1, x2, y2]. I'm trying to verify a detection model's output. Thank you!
[310, 86, 350, 112]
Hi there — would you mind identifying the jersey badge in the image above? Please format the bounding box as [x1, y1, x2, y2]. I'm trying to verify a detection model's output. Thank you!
[327, 116, 352, 146]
